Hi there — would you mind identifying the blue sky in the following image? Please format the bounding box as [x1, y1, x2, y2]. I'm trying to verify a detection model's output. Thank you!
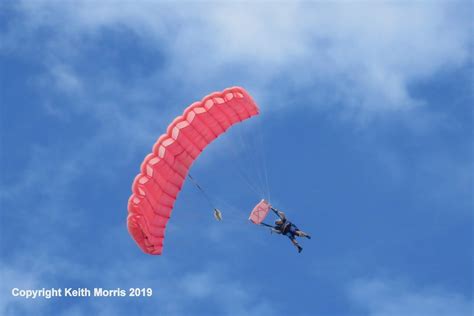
[1, 1, 472, 316]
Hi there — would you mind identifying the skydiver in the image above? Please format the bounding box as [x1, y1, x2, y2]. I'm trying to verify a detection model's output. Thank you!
[262, 206, 311, 253]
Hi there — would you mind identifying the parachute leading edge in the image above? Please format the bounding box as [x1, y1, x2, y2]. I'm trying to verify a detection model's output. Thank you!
[249, 199, 271, 224]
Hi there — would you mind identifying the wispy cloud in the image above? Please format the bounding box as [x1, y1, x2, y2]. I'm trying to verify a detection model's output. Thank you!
[4, 1, 471, 121]
[1, 256, 275, 316]
[1, 2, 471, 315]
[0, 263, 43, 315]
[349, 277, 472, 316]
[2, 1, 470, 208]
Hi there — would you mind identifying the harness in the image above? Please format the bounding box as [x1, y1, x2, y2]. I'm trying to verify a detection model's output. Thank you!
[276, 219, 291, 234]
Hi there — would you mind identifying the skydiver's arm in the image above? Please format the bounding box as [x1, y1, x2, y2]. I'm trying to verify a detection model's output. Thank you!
[271, 207, 286, 220]
[278, 211, 286, 220]
[271, 207, 280, 215]
[261, 222, 281, 234]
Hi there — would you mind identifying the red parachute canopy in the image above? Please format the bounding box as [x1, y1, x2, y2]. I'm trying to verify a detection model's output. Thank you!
[249, 199, 271, 224]
[127, 87, 260, 255]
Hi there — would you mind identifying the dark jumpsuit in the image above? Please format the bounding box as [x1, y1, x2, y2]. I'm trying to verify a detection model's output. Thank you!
[274, 214, 299, 241]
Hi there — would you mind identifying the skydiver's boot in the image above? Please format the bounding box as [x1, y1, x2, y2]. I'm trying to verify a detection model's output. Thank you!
[291, 240, 303, 253]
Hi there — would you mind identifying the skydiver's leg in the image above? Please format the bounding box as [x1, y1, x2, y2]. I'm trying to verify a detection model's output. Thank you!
[290, 224, 311, 240]
[296, 230, 311, 239]
[288, 235, 302, 253]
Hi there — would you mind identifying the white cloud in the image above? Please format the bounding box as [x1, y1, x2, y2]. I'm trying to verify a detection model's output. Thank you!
[5, 1, 468, 242]
[4, 1, 471, 121]
[349, 277, 472, 316]
[1, 4, 471, 314]
[177, 267, 276, 316]
[0, 264, 43, 315]
[0, 256, 275, 316]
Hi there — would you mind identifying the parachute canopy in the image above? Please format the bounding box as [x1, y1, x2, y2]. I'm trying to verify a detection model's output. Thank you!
[249, 199, 271, 224]
[127, 87, 259, 255]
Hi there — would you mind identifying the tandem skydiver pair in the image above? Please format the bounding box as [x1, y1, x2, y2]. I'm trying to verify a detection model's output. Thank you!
[249, 200, 311, 253]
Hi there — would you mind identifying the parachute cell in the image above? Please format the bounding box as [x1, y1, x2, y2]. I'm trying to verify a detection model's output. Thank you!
[127, 87, 259, 255]
[249, 199, 271, 224]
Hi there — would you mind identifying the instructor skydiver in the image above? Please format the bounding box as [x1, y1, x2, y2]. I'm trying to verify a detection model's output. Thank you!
[262, 206, 311, 253]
